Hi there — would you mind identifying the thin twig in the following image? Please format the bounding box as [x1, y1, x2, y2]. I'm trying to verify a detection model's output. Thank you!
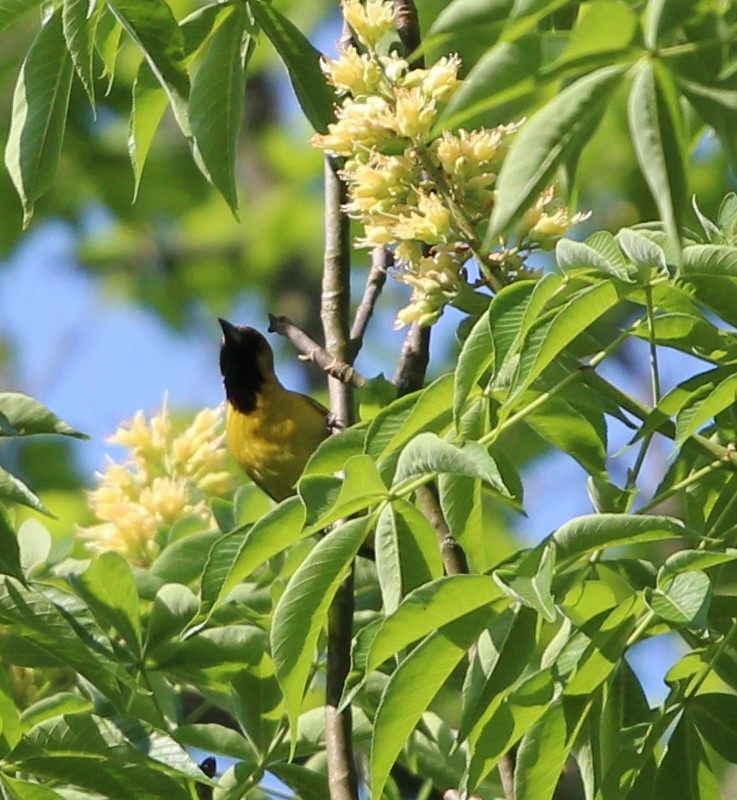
[394, 322, 431, 396]
[268, 313, 367, 388]
[349, 247, 390, 359]
[393, 0, 423, 68]
[415, 484, 468, 576]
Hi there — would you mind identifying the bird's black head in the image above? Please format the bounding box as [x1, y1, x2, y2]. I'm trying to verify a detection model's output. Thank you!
[219, 319, 275, 414]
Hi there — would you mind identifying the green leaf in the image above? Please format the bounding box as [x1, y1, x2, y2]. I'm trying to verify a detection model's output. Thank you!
[553, 514, 688, 561]
[0, 578, 127, 705]
[0, 506, 23, 582]
[248, 0, 334, 133]
[0, 393, 85, 438]
[199, 497, 305, 619]
[74, 552, 142, 655]
[653, 713, 719, 799]
[0, 467, 52, 516]
[616, 227, 668, 274]
[129, 61, 168, 198]
[515, 699, 581, 800]
[454, 308, 494, 425]
[271, 515, 374, 749]
[190, 3, 248, 214]
[0, 775, 66, 799]
[363, 575, 505, 675]
[495, 544, 556, 621]
[689, 693, 737, 763]
[393, 432, 510, 496]
[4, 9, 73, 225]
[150, 530, 221, 584]
[303, 454, 388, 532]
[62, 0, 98, 108]
[645, 570, 711, 626]
[459, 606, 539, 745]
[486, 65, 625, 244]
[675, 372, 737, 445]
[369, 607, 490, 800]
[661, 549, 737, 577]
[366, 373, 453, 464]
[145, 583, 198, 653]
[173, 723, 255, 761]
[526, 393, 607, 476]
[232, 660, 283, 756]
[374, 499, 444, 614]
[269, 763, 330, 800]
[549, 0, 637, 70]
[555, 236, 636, 282]
[510, 280, 628, 398]
[627, 59, 687, 260]
[106, 0, 190, 134]
[680, 243, 737, 278]
[437, 37, 540, 130]
[464, 667, 557, 794]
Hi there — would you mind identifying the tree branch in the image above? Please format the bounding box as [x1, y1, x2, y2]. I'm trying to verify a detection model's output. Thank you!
[349, 246, 390, 359]
[321, 153, 359, 800]
[394, 322, 431, 396]
[268, 313, 367, 389]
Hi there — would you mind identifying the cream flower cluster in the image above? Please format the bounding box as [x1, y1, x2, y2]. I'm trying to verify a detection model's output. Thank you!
[312, 0, 589, 328]
[78, 401, 235, 565]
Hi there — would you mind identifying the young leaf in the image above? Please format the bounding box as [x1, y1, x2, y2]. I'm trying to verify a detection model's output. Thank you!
[393, 432, 510, 496]
[627, 59, 687, 260]
[486, 65, 625, 244]
[454, 308, 494, 425]
[129, 61, 168, 198]
[62, 0, 99, 108]
[495, 543, 556, 621]
[689, 693, 737, 763]
[74, 551, 143, 656]
[0, 506, 23, 582]
[644, 570, 711, 627]
[438, 37, 541, 130]
[374, 499, 443, 614]
[190, 3, 248, 215]
[271, 514, 374, 749]
[199, 496, 305, 619]
[0, 467, 52, 516]
[555, 237, 636, 282]
[248, 0, 335, 134]
[4, 9, 73, 225]
[362, 575, 505, 676]
[106, 0, 191, 134]
[553, 513, 688, 561]
[370, 607, 490, 800]
[0, 393, 85, 438]
[652, 713, 719, 800]
[515, 698, 590, 800]
[509, 280, 628, 399]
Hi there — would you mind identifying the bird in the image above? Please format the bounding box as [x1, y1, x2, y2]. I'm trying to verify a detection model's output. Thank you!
[218, 318, 332, 502]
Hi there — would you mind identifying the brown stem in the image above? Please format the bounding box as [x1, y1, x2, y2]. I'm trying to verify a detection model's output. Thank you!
[349, 246, 390, 359]
[394, 322, 431, 396]
[393, 0, 423, 69]
[268, 313, 367, 389]
[415, 484, 468, 576]
[321, 153, 359, 800]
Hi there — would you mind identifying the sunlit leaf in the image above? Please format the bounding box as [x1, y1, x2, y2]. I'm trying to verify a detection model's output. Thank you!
[4, 9, 73, 225]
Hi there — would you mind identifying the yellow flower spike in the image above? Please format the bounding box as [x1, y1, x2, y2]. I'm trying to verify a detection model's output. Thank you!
[342, 0, 395, 48]
[420, 55, 462, 101]
[322, 46, 383, 96]
[394, 88, 436, 140]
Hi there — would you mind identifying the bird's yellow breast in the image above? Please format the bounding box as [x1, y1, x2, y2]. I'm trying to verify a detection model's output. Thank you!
[225, 378, 329, 501]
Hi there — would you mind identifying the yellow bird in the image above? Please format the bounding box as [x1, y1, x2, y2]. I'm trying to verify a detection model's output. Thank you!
[218, 318, 331, 501]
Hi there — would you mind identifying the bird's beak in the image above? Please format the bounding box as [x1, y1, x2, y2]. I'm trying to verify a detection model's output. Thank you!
[218, 318, 241, 344]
